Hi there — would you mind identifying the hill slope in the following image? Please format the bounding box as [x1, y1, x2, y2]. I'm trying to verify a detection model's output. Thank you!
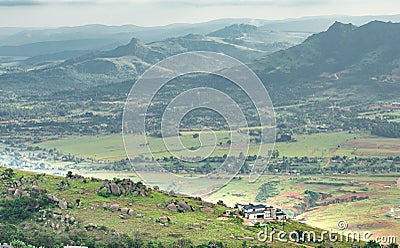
[0, 30, 282, 95]
[251, 21, 400, 105]
[0, 167, 359, 247]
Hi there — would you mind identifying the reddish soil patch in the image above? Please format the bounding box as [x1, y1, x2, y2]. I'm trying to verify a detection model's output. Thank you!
[317, 192, 370, 206]
[279, 191, 303, 199]
[193, 184, 224, 195]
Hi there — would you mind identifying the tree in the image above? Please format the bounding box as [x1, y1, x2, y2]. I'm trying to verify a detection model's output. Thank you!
[0, 196, 39, 222]
[364, 240, 381, 248]
[272, 150, 280, 159]
[66, 171, 73, 179]
[173, 238, 193, 248]
[239, 162, 251, 174]
[11, 240, 39, 248]
[239, 152, 245, 160]
[1, 168, 15, 179]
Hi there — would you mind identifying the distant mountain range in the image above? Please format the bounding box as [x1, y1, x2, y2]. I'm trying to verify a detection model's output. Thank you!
[251, 20, 400, 105]
[0, 23, 309, 93]
[1, 14, 400, 61]
[0, 19, 399, 108]
[0, 22, 309, 68]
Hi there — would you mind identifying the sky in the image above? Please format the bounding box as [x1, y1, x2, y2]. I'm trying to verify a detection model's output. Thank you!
[0, 0, 399, 27]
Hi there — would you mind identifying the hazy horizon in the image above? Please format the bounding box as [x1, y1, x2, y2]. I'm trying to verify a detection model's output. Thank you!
[1, 14, 400, 29]
[0, 0, 399, 27]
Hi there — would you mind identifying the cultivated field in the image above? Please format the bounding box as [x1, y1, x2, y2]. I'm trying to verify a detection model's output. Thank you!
[206, 174, 400, 240]
[34, 131, 400, 240]
[37, 131, 391, 161]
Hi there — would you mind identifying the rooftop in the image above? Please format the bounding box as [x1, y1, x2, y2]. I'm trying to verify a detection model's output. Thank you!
[242, 204, 266, 210]
[246, 210, 266, 215]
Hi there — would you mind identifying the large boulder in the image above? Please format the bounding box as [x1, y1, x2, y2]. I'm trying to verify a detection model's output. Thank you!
[13, 189, 21, 198]
[47, 194, 60, 202]
[8, 188, 16, 195]
[200, 207, 214, 213]
[177, 200, 193, 211]
[157, 216, 169, 224]
[110, 204, 120, 211]
[167, 203, 178, 212]
[120, 207, 130, 214]
[58, 199, 68, 210]
[109, 182, 121, 196]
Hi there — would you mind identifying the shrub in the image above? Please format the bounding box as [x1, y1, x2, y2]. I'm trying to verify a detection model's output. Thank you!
[97, 187, 111, 198]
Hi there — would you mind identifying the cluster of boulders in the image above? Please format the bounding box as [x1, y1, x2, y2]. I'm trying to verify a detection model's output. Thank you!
[6, 188, 23, 199]
[47, 194, 69, 210]
[3, 177, 44, 200]
[38, 209, 77, 234]
[162, 199, 194, 212]
[102, 203, 138, 219]
[199, 201, 215, 213]
[98, 179, 152, 197]
[2, 175, 81, 218]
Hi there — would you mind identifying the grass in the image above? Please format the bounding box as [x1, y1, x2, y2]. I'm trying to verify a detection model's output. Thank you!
[39, 135, 126, 161]
[206, 174, 400, 242]
[275, 132, 357, 158]
[0, 167, 362, 248]
[37, 131, 360, 162]
[32, 131, 400, 245]
[338, 135, 400, 157]
[37, 131, 400, 165]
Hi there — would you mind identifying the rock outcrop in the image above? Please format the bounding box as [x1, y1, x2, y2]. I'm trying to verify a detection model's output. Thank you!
[47, 194, 68, 210]
[98, 179, 151, 197]
[165, 199, 194, 212]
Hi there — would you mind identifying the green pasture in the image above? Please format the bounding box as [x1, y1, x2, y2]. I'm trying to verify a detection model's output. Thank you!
[37, 131, 361, 161]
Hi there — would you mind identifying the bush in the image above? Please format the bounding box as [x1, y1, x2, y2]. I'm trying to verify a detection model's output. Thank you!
[97, 187, 111, 198]
[11, 239, 39, 248]
[0, 196, 37, 222]
[1, 168, 15, 179]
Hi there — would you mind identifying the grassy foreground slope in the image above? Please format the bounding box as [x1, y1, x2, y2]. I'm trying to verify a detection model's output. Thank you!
[0, 167, 363, 248]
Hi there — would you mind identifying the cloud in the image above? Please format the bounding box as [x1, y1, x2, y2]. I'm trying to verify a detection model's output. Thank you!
[0, 0, 332, 7]
[0, 0, 108, 6]
[149, 0, 331, 8]
[0, 0, 43, 6]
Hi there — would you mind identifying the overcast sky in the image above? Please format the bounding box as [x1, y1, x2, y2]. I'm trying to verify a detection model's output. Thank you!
[0, 0, 399, 27]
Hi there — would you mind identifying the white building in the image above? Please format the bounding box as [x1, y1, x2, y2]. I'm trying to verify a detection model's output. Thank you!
[236, 203, 286, 220]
